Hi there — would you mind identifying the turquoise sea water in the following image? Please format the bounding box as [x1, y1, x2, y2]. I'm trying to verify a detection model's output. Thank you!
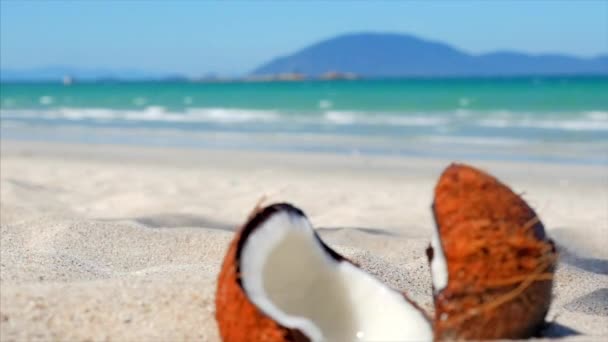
[1, 77, 607, 164]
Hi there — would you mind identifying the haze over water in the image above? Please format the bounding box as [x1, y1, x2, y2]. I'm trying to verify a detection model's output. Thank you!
[1, 76, 607, 165]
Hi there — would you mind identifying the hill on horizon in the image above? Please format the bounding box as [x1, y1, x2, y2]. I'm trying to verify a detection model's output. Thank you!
[252, 32, 608, 77]
[2, 32, 607, 81]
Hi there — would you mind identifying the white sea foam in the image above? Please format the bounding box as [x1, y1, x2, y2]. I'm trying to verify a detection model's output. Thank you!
[323, 111, 448, 126]
[519, 119, 608, 131]
[0, 107, 281, 124]
[324, 111, 357, 124]
[4, 107, 448, 128]
[39, 96, 54, 105]
[1, 107, 608, 132]
[479, 117, 608, 131]
[585, 111, 608, 121]
[319, 99, 333, 109]
[380, 115, 448, 126]
[185, 108, 280, 123]
[48, 108, 121, 121]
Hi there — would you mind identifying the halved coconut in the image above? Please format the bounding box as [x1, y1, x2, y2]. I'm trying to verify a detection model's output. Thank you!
[216, 203, 433, 342]
[428, 163, 557, 340]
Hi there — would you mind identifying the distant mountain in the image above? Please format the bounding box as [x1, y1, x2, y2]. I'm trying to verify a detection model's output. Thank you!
[252, 33, 608, 77]
[0, 66, 175, 82]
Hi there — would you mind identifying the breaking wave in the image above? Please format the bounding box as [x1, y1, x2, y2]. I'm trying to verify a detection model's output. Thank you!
[1, 107, 607, 132]
[0, 107, 281, 124]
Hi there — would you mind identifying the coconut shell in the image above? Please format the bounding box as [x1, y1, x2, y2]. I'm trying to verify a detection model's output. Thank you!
[215, 203, 311, 342]
[216, 202, 431, 341]
[430, 163, 557, 340]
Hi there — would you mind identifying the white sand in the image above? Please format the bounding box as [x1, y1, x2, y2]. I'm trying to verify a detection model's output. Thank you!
[1, 141, 607, 341]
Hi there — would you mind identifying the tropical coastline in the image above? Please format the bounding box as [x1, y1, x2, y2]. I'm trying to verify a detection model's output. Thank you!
[2, 2, 608, 340]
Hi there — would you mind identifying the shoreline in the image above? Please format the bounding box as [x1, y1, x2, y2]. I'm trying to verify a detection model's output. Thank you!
[3, 123, 608, 166]
[2, 139, 607, 184]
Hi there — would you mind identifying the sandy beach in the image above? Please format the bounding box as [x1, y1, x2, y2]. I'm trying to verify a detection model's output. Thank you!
[1, 140, 607, 341]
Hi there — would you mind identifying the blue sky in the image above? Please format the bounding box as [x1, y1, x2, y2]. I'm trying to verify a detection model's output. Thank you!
[1, 1, 607, 76]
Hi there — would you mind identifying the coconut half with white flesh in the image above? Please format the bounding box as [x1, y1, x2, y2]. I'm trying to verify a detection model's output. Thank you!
[428, 163, 557, 340]
[215, 203, 433, 342]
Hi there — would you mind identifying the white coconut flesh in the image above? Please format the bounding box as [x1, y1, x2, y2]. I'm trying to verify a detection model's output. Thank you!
[239, 209, 433, 342]
[430, 228, 448, 293]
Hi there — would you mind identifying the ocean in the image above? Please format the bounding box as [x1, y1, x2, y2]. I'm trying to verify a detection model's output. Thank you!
[1, 77, 607, 164]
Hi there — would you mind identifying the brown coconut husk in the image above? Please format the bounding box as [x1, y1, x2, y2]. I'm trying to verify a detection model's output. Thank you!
[430, 163, 557, 340]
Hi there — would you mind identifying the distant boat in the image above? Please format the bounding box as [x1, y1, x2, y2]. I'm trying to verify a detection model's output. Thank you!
[62, 75, 73, 86]
[320, 71, 358, 80]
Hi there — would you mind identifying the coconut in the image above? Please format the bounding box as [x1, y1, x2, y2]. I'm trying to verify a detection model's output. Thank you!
[428, 163, 557, 340]
[215, 203, 433, 342]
